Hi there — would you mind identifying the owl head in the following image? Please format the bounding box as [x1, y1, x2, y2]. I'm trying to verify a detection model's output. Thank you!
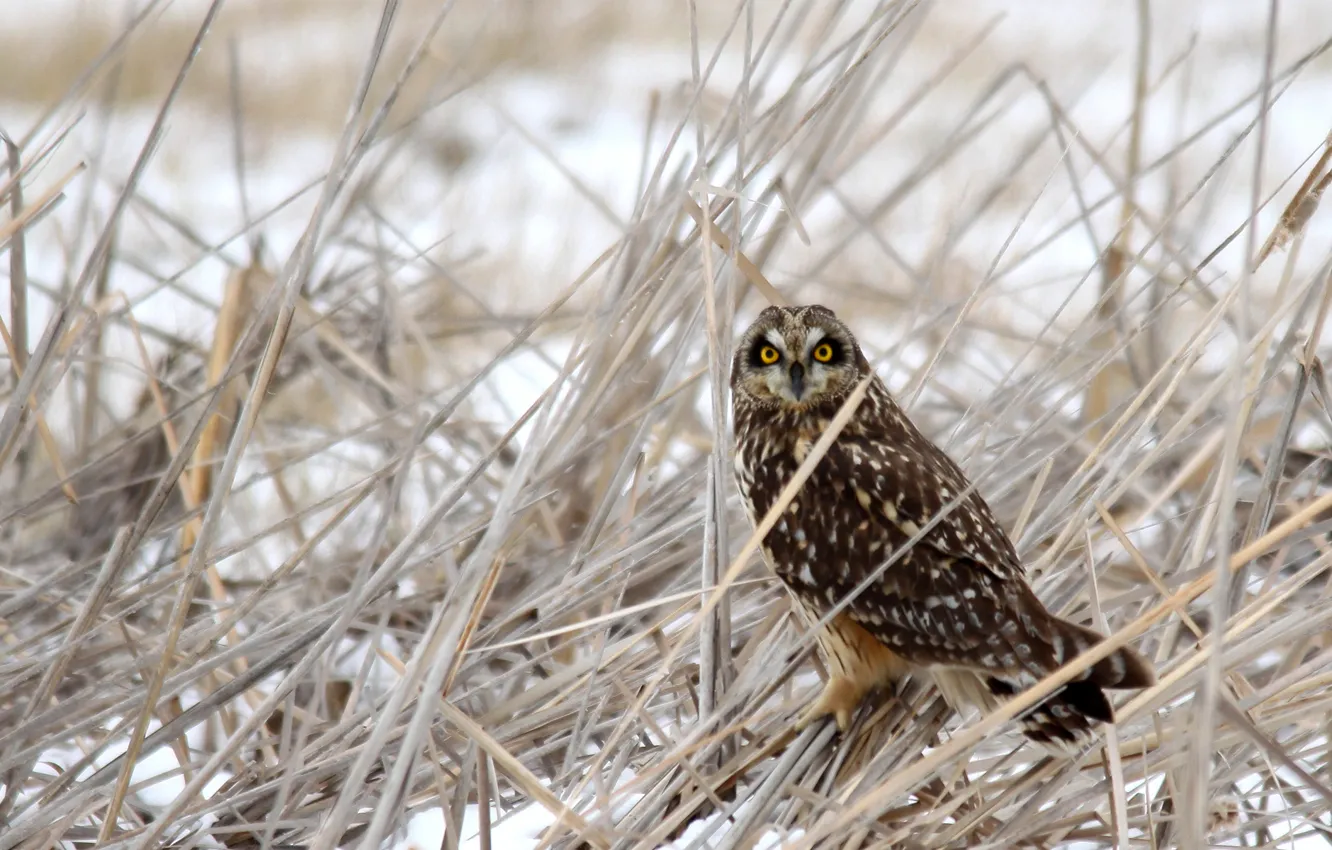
[730, 304, 869, 411]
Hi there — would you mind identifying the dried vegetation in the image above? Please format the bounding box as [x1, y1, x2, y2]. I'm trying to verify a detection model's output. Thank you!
[4, 0, 1332, 847]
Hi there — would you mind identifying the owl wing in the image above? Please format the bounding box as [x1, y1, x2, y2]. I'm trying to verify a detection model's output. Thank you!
[835, 432, 1025, 579]
[818, 433, 1044, 672]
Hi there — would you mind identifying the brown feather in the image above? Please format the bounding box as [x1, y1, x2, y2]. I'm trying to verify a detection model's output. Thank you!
[731, 304, 1154, 750]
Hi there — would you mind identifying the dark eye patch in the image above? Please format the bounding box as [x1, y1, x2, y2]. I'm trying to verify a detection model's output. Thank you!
[812, 337, 843, 363]
[749, 338, 781, 368]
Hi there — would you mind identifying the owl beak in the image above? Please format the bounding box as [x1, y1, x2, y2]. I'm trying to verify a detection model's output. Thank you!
[788, 362, 806, 400]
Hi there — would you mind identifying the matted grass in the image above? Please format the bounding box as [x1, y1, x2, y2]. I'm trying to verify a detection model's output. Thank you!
[4, 1, 1332, 848]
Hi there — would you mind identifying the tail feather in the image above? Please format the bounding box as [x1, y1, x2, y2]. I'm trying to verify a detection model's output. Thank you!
[933, 671, 1116, 752]
[1018, 584, 1156, 691]
[1050, 617, 1156, 691]
[934, 605, 1156, 753]
[1002, 679, 1113, 751]
[1001, 613, 1156, 752]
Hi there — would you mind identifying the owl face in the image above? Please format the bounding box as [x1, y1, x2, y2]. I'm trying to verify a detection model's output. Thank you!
[730, 305, 867, 410]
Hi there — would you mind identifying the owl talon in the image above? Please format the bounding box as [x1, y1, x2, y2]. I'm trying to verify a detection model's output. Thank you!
[797, 675, 863, 733]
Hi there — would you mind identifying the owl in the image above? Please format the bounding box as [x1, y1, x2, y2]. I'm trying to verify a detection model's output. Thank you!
[730, 304, 1155, 750]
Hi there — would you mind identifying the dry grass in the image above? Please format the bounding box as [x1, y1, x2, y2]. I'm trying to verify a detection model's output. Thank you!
[4, 0, 1332, 847]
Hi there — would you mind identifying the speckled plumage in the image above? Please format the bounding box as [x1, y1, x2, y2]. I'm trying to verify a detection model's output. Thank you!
[731, 304, 1155, 750]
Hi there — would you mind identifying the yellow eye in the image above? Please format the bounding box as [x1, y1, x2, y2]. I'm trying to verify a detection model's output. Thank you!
[813, 343, 834, 363]
[758, 345, 781, 365]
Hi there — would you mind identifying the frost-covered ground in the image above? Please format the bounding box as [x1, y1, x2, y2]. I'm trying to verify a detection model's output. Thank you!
[5, 0, 1332, 847]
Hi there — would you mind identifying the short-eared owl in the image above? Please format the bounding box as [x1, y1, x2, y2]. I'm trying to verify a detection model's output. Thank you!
[730, 304, 1154, 750]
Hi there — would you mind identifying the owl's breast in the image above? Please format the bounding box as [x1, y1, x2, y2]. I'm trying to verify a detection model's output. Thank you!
[735, 443, 898, 608]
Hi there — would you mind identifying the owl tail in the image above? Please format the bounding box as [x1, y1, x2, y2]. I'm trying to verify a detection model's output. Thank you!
[1009, 679, 1114, 752]
[995, 617, 1156, 752]
[934, 615, 1156, 753]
